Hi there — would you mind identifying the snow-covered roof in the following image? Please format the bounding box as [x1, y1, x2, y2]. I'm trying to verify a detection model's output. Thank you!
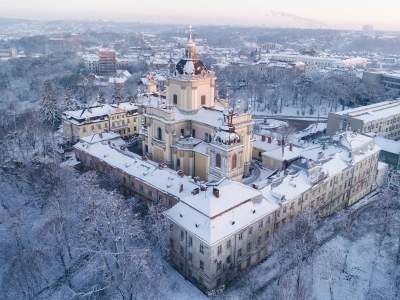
[262, 171, 311, 202]
[261, 132, 380, 203]
[80, 132, 122, 145]
[74, 138, 199, 199]
[262, 145, 302, 162]
[63, 102, 138, 123]
[178, 180, 262, 218]
[335, 100, 400, 122]
[375, 137, 400, 154]
[193, 142, 209, 156]
[166, 180, 278, 245]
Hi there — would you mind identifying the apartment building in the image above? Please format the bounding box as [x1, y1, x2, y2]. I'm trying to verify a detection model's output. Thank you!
[62, 102, 139, 144]
[327, 100, 400, 140]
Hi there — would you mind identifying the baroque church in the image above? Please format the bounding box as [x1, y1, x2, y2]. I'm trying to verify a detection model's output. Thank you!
[139, 27, 253, 182]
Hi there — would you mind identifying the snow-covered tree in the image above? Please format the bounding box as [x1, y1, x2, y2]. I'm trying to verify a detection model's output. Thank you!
[39, 81, 60, 128]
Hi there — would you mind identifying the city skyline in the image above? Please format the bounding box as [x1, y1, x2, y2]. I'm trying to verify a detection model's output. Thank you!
[0, 0, 399, 31]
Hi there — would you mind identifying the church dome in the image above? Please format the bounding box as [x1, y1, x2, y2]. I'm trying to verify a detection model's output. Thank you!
[214, 125, 240, 145]
[176, 59, 207, 75]
[175, 25, 208, 76]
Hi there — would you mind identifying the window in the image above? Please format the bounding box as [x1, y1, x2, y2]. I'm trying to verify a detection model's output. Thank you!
[226, 240, 231, 248]
[200, 260, 204, 270]
[180, 128, 184, 137]
[188, 252, 192, 262]
[82, 127, 86, 133]
[180, 231, 184, 241]
[189, 236, 193, 247]
[200, 244, 204, 254]
[104, 123, 108, 128]
[231, 153, 237, 170]
[265, 231, 269, 240]
[259, 220, 264, 229]
[226, 255, 231, 264]
[248, 227, 253, 235]
[201, 95, 206, 105]
[180, 246, 184, 256]
[257, 236, 261, 245]
[217, 261, 222, 271]
[173, 94, 178, 105]
[205, 132, 209, 142]
[216, 153, 221, 168]
[238, 248, 242, 257]
[157, 127, 162, 140]
[247, 242, 251, 252]
[97, 124, 101, 129]
[217, 245, 222, 255]
[192, 129, 196, 138]
[176, 158, 181, 169]
[238, 233, 243, 240]
[170, 238, 174, 248]
[169, 224, 174, 231]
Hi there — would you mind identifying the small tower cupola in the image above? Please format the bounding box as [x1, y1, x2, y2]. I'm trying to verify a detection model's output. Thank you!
[214, 109, 240, 145]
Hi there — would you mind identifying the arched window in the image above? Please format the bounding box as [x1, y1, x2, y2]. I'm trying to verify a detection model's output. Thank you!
[176, 158, 180, 169]
[173, 94, 178, 105]
[157, 127, 162, 140]
[216, 153, 221, 168]
[232, 154, 237, 170]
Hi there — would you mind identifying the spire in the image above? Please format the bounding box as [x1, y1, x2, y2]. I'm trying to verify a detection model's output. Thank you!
[188, 24, 193, 42]
[185, 25, 197, 59]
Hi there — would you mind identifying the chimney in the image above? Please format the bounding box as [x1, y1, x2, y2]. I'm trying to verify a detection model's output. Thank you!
[267, 136, 272, 144]
[261, 135, 266, 142]
[192, 187, 199, 195]
[289, 143, 293, 151]
[213, 187, 220, 198]
[177, 170, 185, 177]
[179, 183, 183, 193]
[277, 140, 281, 146]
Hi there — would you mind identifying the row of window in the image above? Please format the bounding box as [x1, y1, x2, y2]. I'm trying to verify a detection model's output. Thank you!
[215, 153, 238, 170]
[172, 94, 207, 106]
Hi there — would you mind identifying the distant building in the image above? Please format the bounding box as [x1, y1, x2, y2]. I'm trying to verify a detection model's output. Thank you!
[327, 100, 400, 140]
[62, 102, 139, 144]
[0, 48, 17, 59]
[375, 137, 400, 169]
[363, 71, 400, 91]
[83, 54, 99, 74]
[98, 49, 117, 75]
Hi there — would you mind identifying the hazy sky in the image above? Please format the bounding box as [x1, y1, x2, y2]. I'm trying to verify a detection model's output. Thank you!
[0, 0, 399, 30]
